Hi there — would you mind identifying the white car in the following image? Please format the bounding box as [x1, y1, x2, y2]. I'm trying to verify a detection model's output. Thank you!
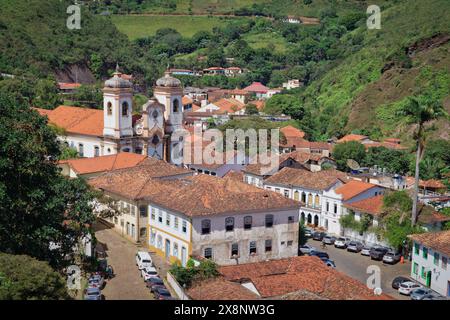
[141, 266, 158, 281]
[136, 251, 153, 270]
[299, 244, 317, 255]
[361, 246, 371, 256]
[398, 281, 423, 295]
[334, 237, 350, 249]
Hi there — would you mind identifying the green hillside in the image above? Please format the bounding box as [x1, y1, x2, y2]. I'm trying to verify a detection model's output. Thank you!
[299, 0, 450, 143]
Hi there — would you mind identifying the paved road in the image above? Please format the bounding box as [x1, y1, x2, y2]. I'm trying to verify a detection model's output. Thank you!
[95, 222, 153, 300]
[307, 239, 411, 300]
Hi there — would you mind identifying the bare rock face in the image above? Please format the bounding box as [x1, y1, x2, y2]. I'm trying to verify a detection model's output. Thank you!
[55, 63, 96, 84]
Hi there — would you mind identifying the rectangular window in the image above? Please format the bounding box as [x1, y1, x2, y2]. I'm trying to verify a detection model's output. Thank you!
[265, 239, 272, 252]
[231, 243, 239, 257]
[284, 190, 289, 198]
[150, 229, 156, 245]
[333, 203, 337, 214]
[244, 216, 252, 230]
[201, 219, 211, 235]
[413, 262, 418, 275]
[126, 222, 130, 235]
[225, 217, 234, 232]
[94, 146, 100, 157]
[288, 216, 295, 224]
[265, 215, 274, 228]
[249, 241, 257, 254]
[182, 221, 187, 233]
[204, 248, 212, 259]
[131, 224, 135, 238]
[78, 143, 84, 157]
[158, 210, 163, 223]
[434, 252, 440, 265]
[166, 214, 171, 226]
[151, 208, 156, 221]
[442, 257, 448, 270]
[414, 243, 420, 255]
[421, 266, 426, 279]
[326, 202, 329, 212]
[287, 240, 293, 247]
[139, 206, 147, 218]
[423, 247, 428, 259]
[174, 217, 179, 230]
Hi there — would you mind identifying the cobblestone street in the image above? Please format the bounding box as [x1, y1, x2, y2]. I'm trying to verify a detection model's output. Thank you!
[94, 222, 153, 300]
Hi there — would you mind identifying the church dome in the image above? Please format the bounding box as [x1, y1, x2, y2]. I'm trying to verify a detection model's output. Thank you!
[156, 71, 181, 88]
[104, 65, 132, 89]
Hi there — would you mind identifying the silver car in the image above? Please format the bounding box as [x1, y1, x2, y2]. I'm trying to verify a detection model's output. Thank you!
[410, 288, 434, 300]
[383, 251, 402, 264]
[361, 245, 372, 256]
[347, 241, 363, 253]
[299, 244, 317, 255]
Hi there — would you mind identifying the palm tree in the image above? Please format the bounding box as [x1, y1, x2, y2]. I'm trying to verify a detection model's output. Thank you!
[399, 96, 447, 226]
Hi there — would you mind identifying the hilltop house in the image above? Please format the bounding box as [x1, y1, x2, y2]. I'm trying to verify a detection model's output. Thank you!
[35, 67, 186, 163]
[244, 82, 270, 99]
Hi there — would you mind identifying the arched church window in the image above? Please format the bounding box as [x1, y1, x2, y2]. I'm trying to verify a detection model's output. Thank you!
[152, 135, 160, 145]
[107, 102, 112, 115]
[122, 102, 129, 116]
[173, 99, 180, 113]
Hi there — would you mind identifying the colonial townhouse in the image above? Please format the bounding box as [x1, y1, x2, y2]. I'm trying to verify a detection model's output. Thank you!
[263, 168, 347, 227]
[408, 230, 450, 297]
[321, 180, 386, 235]
[88, 158, 194, 243]
[145, 174, 300, 266]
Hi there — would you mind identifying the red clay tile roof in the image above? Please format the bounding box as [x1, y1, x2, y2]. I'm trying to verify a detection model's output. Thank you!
[212, 98, 245, 114]
[244, 82, 269, 93]
[230, 89, 249, 95]
[182, 96, 193, 105]
[58, 82, 81, 90]
[280, 125, 305, 139]
[266, 167, 347, 190]
[222, 170, 244, 182]
[89, 171, 300, 216]
[248, 100, 265, 111]
[337, 134, 369, 143]
[420, 179, 446, 189]
[41, 105, 103, 136]
[334, 180, 378, 201]
[344, 195, 385, 216]
[409, 230, 450, 257]
[33, 107, 53, 117]
[188, 278, 259, 300]
[59, 153, 147, 175]
[218, 256, 391, 300]
[309, 141, 332, 150]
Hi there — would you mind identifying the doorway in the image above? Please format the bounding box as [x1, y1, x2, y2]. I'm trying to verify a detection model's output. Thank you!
[165, 239, 170, 260]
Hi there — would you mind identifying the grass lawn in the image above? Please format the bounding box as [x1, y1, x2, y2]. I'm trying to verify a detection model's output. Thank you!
[242, 32, 289, 53]
[111, 15, 249, 39]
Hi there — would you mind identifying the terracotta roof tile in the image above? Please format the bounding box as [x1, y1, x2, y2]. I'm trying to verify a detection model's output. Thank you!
[334, 180, 378, 201]
[244, 82, 269, 93]
[222, 170, 244, 183]
[188, 278, 259, 300]
[33, 107, 53, 117]
[280, 125, 305, 138]
[344, 195, 385, 216]
[218, 256, 391, 300]
[89, 170, 300, 216]
[212, 98, 245, 114]
[43, 105, 103, 136]
[59, 153, 147, 175]
[266, 167, 347, 190]
[58, 82, 81, 90]
[337, 134, 368, 143]
[409, 230, 450, 257]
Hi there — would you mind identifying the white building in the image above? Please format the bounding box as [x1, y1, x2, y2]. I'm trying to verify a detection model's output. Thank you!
[35, 67, 185, 164]
[409, 230, 450, 297]
[264, 168, 348, 228]
[321, 180, 386, 235]
[282, 79, 302, 90]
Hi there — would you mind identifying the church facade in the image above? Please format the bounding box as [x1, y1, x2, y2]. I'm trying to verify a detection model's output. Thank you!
[35, 67, 185, 164]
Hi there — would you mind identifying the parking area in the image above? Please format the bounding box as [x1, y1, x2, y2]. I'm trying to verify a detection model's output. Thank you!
[306, 238, 411, 299]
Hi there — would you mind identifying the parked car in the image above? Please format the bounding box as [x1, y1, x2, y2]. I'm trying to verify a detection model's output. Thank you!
[320, 257, 336, 268]
[312, 232, 326, 241]
[410, 288, 434, 300]
[84, 287, 103, 300]
[361, 245, 372, 256]
[370, 247, 389, 261]
[153, 286, 173, 300]
[146, 277, 164, 289]
[334, 237, 350, 249]
[347, 241, 363, 253]
[392, 276, 411, 289]
[136, 251, 153, 270]
[309, 250, 329, 260]
[141, 266, 159, 281]
[422, 293, 448, 300]
[88, 274, 104, 289]
[398, 281, 422, 295]
[299, 244, 317, 255]
[150, 284, 167, 294]
[383, 251, 402, 264]
[322, 235, 337, 245]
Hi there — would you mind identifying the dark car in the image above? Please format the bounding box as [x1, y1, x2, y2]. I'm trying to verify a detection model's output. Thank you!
[320, 257, 336, 268]
[392, 276, 411, 290]
[154, 286, 172, 300]
[146, 277, 164, 289]
[309, 250, 329, 260]
[322, 235, 337, 245]
[370, 247, 389, 261]
[312, 232, 326, 241]
[150, 284, 167, 294]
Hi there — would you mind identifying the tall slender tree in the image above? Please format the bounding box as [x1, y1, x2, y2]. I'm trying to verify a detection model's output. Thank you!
[399, 96, 447, 226]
